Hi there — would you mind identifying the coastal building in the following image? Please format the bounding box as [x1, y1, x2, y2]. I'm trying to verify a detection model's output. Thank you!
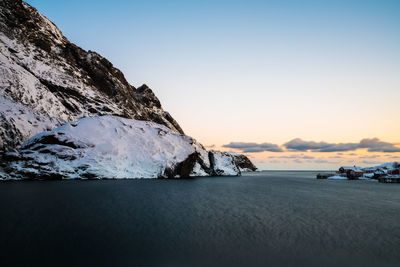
[339, 166, 355, 173]
[387, 168, 400, 175]
[339, 166, 364, 179]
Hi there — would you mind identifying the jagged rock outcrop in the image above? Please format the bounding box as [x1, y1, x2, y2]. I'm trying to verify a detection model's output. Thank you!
[232, 154, 258, 172]
[3, 116, 240, 179]
[209, 151, 241, 176]
[0, 0, 182, 153]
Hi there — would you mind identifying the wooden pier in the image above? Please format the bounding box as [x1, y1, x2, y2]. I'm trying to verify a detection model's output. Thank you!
[378, 176, 400, 183]
[316, 173, 335, 179]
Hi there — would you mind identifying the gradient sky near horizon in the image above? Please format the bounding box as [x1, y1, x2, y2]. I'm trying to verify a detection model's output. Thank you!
[26, 0, 400, 169]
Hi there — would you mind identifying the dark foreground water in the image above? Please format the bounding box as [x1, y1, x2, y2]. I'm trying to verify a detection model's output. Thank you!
[1, 171, 400, 267]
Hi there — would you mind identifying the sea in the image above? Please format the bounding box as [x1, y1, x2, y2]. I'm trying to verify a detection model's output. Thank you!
[0, 171, 399, 267]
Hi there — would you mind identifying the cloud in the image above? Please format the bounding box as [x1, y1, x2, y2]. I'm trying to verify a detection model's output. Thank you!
[223, 138, 400, 154]
[359, 155, 380, 159]
[222, 142, 283, 153]
[283, 138, 332, 151]
[269, 154, 314, 159]
[361, 160, 385, 165]
[283, 138, 400, 153]
[314, 159, 340, 164]
[269, 160, 281, 164]
[283, 138, 358, 152]
[358, 138, 400, 153]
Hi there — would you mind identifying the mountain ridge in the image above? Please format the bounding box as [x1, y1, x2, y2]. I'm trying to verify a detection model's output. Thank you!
[0, 0, 183, 153]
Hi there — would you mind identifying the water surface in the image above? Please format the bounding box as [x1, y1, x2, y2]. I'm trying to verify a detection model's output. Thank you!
[0, 171, 399, 266]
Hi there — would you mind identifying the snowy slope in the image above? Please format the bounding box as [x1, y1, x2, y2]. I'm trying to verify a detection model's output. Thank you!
[4, 116, 242, 179]
[0, 0, 182, 152]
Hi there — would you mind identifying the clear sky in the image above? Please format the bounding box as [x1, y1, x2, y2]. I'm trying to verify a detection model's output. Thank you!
[26, 0, 400, 170]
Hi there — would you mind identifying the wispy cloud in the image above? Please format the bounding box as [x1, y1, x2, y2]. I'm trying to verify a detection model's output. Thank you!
[222, 142, 283, 152]
[269, 160, 281, 164]
[267, 155, 340, 165]
[314, 159, 340, 164]
[269, 154, 314, 159]
[283, 138, 400, 153]
[361, 160, 385, 165]
[359, 155, 380, 159]
[329, 155, 343, 159]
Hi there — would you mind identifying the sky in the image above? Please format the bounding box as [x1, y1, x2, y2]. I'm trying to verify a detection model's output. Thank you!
[26, 0, 400, 170]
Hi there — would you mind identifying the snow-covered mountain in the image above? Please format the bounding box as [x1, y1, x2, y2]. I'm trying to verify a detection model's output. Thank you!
[0, 0, 182, 153]
[4, 116, 241, 179]
[0, 0, 256, 179]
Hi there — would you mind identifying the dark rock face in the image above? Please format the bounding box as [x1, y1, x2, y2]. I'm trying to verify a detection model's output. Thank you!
[0, 0, 183, 153]
[163, 152, 210, 179]
[233, 154, 257, 171]
[208, 150, 241, 176]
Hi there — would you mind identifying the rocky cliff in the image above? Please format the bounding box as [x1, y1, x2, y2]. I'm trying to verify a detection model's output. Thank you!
[0, 0, 256, 179]
[0, 0, 182, 153]
[232, 154, 258, 172]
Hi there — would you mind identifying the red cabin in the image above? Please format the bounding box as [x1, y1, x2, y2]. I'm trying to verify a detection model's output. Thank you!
[339, 166, 363, 179]
[339, 166, 364, 179]
[388, 168, 400, 175]
[346, 169, 364, 179]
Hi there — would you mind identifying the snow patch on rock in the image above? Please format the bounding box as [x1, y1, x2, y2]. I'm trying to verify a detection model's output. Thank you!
[0, 94, 62, 152]
[209, 150, 240, 176]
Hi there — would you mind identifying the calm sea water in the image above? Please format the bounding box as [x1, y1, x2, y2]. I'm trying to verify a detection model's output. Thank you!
[0, 171, 399, 267]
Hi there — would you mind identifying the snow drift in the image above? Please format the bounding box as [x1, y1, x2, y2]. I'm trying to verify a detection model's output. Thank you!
[4, 116, 241, 179]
